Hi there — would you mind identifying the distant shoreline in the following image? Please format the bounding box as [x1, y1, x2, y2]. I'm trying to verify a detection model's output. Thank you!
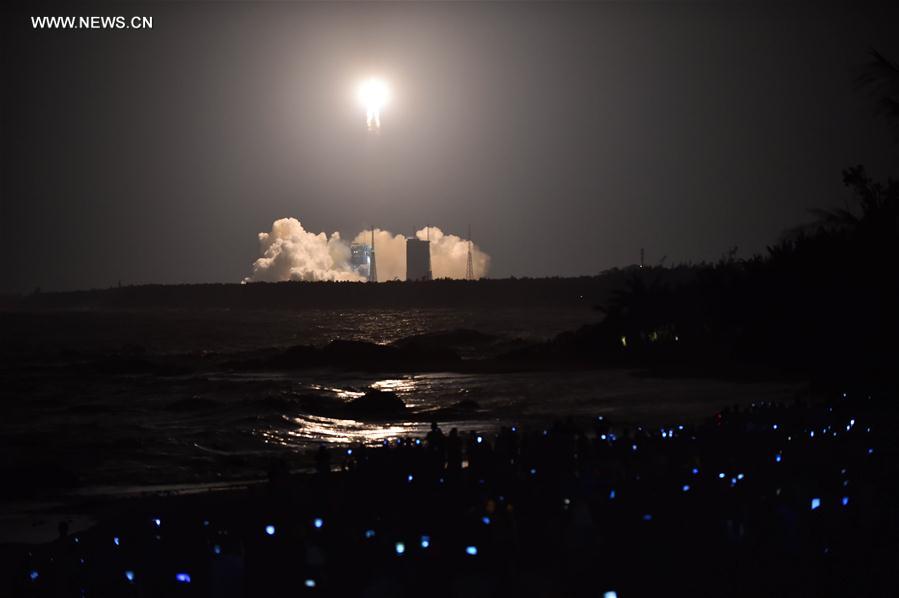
[1, 273, 658, 311]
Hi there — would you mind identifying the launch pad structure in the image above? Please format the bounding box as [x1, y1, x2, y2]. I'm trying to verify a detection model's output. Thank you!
[351, 225, 478, 282]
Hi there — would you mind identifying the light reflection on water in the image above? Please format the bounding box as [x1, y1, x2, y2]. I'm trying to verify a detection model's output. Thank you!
[307, 384, 366, 401]
[287, 415, 425, 445]
[370, 378, 417, 393]
[251, 374, 496, 448]
[260, 413, 487, 449]
[311, 377, 433, 408]
[252, 371, 802, 450]
[260, 376, 472, 448]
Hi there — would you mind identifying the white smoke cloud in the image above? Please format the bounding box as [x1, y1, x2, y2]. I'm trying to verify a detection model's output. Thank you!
[244, 218, 365, 283]
[415, 227, 491, 280]
[244, 218, 491, 283]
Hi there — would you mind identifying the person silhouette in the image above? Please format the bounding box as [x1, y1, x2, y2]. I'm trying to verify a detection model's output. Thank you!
[315, 444, 331, 476]
[426, 421, 446, 452]
[447, 428, 463, 474]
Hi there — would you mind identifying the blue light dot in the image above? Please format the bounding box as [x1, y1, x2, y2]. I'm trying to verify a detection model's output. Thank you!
[125, 570, 135, 582]
[153, 518, 161, 527]
[213, 544, 221, 554]
[737, 473, 745, 480]
[811, 498, 821, 510]
[265, 525, 275, 536]
[407, 474, 413, 482]
[609, 489, 616, 500]
[313, 518, 324, 529]
[346, 448, 353, 455]
[29, 570, 39, 581]
[395, 542, 405, 555]
[867, 448, 874, 455]
[113, 536, 120, 546]
[175, 573, 191, 584]
[305, 579, 316, 588]
[481, 516, 491, 525]
[476, 436, 483, 444]
[691, 468, 699, 475]
[603, 592, 618, 598]
[365, 529, 376, 539]
[642, 514, 653, 521]
[772, 424, 778, 430]
[775, 453, 782, 463]
[465, 545, 478, 556]
[632, 444, 638, 451]
[842, 496, 849, 506]
[420, 535, 430, 548]
[682, 484, 690, 492]
[718, 473, 725, 479]
[529, 468, 537, 476]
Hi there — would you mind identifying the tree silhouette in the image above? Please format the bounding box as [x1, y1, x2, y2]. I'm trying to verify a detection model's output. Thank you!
[856, 50, 899, 142]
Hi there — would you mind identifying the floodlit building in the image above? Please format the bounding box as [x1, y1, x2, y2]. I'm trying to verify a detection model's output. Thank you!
[350, 243, 372, 280]
[405, 238, 432, 281]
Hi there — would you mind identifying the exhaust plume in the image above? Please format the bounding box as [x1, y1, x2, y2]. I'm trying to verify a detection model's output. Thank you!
[415, 227, 490, 280]
[245, 219, 491, 283]
[244, 218, 365, 283]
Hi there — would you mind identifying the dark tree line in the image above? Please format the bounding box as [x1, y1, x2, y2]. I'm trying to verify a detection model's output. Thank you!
[582, 164, 897, 382]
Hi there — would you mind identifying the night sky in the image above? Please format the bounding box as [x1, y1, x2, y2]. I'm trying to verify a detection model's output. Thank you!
[2, 1, 897, 292]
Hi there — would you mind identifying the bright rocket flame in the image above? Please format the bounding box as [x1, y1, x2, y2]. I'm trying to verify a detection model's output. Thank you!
[357, 78, 390, 131]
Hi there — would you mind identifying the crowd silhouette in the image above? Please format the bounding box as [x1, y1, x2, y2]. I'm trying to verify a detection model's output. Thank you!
[11, 390, 897, 597]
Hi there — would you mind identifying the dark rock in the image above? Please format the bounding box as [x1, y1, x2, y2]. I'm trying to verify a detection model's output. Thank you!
[347, 389, 406, 417]
[454, 399, 480, 410]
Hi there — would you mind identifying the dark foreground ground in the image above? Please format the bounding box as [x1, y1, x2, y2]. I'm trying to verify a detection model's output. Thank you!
[3, 388, 896, 598]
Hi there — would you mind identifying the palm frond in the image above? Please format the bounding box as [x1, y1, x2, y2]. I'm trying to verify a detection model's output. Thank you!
[856, 50, 899, 140]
